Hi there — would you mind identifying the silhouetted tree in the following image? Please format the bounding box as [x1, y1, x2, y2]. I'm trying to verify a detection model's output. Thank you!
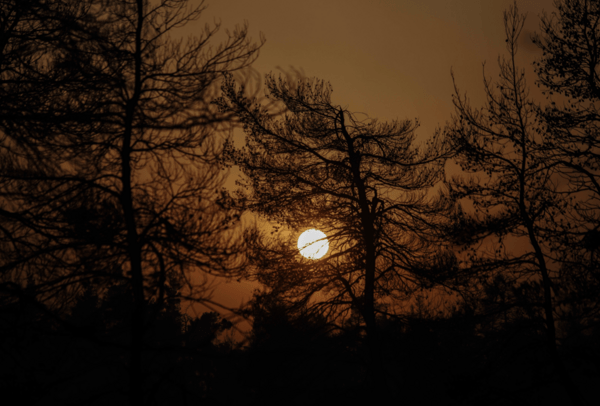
[534, 0, 600, 100]
[236, 291, 360, 404]
[215, 72, 453, 399]
[0, 278, 236, 404]
[532, 0, 600, 324]
[446, 4, 587, 405]
[531, 1, 600, 396]
[532, 0, 600, 261]
[0, 0, 262, 404]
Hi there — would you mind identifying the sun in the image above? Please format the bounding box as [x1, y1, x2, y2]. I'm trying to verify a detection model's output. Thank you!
[297, 229, 329, 259]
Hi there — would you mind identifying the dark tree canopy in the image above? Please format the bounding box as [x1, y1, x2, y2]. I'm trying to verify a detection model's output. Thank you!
[0, 0, 598, 405]
[533, 0, 600, 242]
[0, 0, 262, 404]
[447, 4, 591, 405]
[216, 73, 453, 339]
[0, 0, 260, 313]
[534, 0, 600, 100]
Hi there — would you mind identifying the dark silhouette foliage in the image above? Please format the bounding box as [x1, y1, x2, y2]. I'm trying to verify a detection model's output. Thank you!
[0, 0, 598, 405]
[446, 3, 595, 405]
[532, 0, 600, 315]
[0, 0, 260, 404]
[215, 71, 457, 400]
[215, 73, 453, 334]
[0, 281, 235, 405]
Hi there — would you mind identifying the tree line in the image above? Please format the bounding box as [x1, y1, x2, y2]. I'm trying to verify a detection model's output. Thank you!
[0, 0, 598, 405]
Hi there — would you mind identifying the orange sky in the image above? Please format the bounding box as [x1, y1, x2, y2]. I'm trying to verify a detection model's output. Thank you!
[181, 0, 557, 328]
[199, 0, 554, 136]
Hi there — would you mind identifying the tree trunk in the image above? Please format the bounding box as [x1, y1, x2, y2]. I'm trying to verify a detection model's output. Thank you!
[519, 133, 585, 406]
[338, 109, 398, 401]
[122, 1, 146, 405]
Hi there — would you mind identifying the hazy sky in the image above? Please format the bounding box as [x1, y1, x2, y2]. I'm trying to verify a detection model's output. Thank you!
[182, 0, 557, 321]
[199, 0, 555, 137]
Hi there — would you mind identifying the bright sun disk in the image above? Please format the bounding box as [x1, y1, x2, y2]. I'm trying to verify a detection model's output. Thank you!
[297, 229, 329, 259]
